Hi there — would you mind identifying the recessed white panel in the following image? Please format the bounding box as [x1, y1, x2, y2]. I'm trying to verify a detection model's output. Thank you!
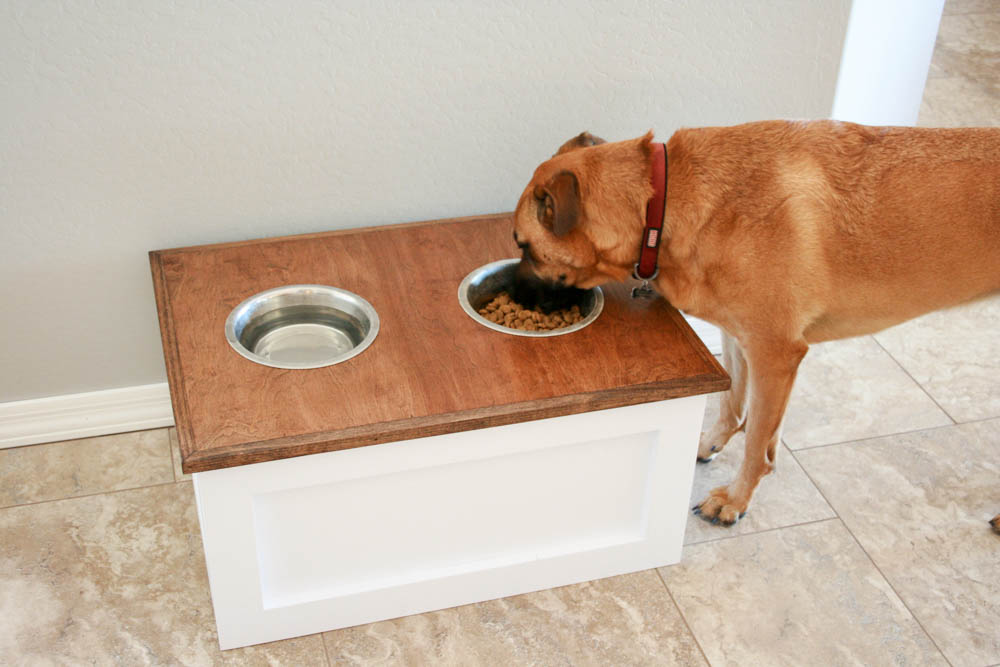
[253, 432, 655, 609]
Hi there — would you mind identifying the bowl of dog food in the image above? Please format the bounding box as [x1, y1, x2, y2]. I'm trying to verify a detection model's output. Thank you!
[458, 258, 603, 337]
[225, 284, 379, 369]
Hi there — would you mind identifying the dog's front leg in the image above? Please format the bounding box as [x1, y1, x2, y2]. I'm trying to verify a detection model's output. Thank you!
[698, 331, 748, 461]
[694, 339, 808, 525]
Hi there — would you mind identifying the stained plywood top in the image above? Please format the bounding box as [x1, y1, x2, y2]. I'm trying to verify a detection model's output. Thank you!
[150, 213, 728, 473]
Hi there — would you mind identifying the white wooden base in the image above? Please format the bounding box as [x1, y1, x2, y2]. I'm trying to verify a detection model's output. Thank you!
[194, 395, 706, 650]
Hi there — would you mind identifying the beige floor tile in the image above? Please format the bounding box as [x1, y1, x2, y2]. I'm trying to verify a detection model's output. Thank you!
[931, 11, 1000, 82]
[920, 75, 999, 127]
[661, 520, 947, 666]
[926, 58, 948, 81]
[796, 420, 1000, 667]
[919, 8, 998, 129]
[782, 337, 951, 450]
[323, 570, 706, 666]
[943, 0, 1000, 16]
[0, 482, 328, 666]
[874, 296, 1000, 423]
[169, 426, 192, 482]
[688, 394, 835, 543]
[0, 429, 175, 508]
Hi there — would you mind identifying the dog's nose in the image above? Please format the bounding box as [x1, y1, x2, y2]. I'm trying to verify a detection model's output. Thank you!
[513, 231, 529, 249]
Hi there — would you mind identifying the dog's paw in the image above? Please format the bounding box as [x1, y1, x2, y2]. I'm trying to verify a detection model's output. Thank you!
[692, 486, 748, 526]
[991, 514, 1000, 535]
[696, 433, 723, 463]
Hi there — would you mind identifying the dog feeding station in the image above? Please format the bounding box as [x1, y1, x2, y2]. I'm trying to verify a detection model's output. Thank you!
[150, 212, 728, 650]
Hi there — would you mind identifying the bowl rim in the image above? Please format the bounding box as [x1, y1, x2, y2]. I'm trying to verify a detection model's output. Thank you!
[457, 258, 604, 338]
[224, 284, 380, 369]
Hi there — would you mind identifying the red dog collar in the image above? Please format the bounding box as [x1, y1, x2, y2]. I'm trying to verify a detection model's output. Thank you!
[634, 142, 667, 281]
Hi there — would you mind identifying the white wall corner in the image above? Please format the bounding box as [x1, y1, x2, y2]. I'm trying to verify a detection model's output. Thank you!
[832, 0, 945, 125]
[0, 383, 174, 449]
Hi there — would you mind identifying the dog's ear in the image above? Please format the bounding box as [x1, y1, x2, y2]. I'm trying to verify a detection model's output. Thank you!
[554, 131, 607, 156]
[533, 170, 579, 237]
[638, 129, 655, 158]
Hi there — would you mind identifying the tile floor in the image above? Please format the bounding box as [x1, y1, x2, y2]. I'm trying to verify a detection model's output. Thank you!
[2, 2, 998, 665]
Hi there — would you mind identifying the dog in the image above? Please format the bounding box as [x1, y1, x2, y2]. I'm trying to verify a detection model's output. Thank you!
[511, 121, 1000, 533]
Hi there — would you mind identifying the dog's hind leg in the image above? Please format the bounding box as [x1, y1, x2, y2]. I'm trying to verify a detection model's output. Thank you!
[698, 331, 749, 462]
[991, 514, 1000, 535]
[694, 338, 808, 524]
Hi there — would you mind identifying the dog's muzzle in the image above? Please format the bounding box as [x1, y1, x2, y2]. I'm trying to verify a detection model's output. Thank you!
[511, 251, 587, 313]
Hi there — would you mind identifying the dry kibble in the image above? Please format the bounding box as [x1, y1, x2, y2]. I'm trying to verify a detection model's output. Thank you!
[478, 291, 582, 332]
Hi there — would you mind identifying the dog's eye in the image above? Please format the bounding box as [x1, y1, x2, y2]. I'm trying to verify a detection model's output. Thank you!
[538, 201, 554, 226]
[533, 187, 555, 226]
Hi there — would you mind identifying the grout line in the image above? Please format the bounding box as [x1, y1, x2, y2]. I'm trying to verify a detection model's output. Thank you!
[683, 516, 838, 548]
[789, 449, 956, 667]
[953, 414, 1000, 427]
[655, 567, 712, 666]
[787, 422, 959, 453]
[320, 632, 333, 666]
[167, 428, 179, 484]
[783, 412, 1000, 454]
[0, 479, 187, 512]
[871, 336, 958, 424]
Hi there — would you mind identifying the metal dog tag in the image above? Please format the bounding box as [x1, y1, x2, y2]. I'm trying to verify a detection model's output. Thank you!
[631, 280, 656, 299]
[631, 263, 659, 300]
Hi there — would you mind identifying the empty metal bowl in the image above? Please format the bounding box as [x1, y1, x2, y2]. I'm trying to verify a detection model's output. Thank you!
[458, 258, 603, 337]
[225, 285, 379, 369]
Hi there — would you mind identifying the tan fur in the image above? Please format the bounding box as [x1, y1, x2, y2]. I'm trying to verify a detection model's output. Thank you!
[514, 120, 1000, 527]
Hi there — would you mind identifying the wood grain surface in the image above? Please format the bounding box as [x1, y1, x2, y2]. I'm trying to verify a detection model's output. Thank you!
[150, 213, 729, 473]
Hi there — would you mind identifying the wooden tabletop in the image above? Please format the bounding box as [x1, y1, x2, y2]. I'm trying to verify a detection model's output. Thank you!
[150, 213, 729, 473]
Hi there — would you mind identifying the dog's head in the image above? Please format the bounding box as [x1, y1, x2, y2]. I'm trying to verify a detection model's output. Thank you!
[511, 131, 654, 308]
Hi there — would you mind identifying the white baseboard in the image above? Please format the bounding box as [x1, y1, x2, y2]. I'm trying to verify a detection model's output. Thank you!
[0, 383, 175, 449]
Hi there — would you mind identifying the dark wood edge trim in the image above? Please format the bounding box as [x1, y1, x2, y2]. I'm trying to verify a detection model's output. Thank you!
[148, 251, 197, 462]
[180, 372, 730, 474]
[152, 212, 513, 256]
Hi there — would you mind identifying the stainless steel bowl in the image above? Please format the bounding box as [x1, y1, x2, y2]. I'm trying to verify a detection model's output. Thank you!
[458, 258, 603, 337]
[225, 285, 379, 369]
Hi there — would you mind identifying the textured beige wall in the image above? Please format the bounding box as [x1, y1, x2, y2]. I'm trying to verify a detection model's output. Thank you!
[0, 0, 851, 401]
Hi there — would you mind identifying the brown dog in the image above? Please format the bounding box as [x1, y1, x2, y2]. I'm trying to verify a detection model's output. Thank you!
[512, 120, 1000, 532]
